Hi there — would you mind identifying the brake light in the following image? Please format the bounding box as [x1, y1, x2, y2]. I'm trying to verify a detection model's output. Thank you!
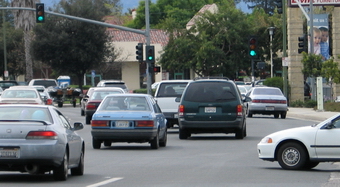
[26, 131, 58, 139]
[178, 105, 184, 117]
[86, 102, 97, 110]
[91, 120, 109, 127]
[237, 104, 243, 116]
[136, 120, 154, 127]
[46, 98, 53, 105]
[252, 99, 286, 104]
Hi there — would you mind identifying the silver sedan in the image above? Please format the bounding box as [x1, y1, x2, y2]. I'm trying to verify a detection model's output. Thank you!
[0, 105, 85, 181]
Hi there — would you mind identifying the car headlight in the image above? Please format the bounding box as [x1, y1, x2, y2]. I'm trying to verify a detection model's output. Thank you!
[260, 137, 273, 144]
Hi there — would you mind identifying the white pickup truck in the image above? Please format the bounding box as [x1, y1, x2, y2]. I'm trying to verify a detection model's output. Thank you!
[154, 80, 191, 128]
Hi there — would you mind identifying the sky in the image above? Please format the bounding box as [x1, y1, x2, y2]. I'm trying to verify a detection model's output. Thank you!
[40, 0, 252, 14]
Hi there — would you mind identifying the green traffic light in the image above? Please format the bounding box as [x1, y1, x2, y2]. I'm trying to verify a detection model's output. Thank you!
[148, 56, 153, 60]
[38, 16, 44, 22]
[250, 50, 257, 56]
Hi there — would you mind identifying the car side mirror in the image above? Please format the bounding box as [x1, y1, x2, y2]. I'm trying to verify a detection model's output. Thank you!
[73, 122, 84, 131]
[243, 96, 252, 102]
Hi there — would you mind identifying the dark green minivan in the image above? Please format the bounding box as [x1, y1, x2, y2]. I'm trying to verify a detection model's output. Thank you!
[177, 78, 251, 139]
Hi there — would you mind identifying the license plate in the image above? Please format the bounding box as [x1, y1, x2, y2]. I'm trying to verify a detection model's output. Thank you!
[205, 107, 216, 113]
[0, 147, 20, 158]
[266, 106, 274, 111]
[174, 114, 178, 118]
[115, 121, 129, 128]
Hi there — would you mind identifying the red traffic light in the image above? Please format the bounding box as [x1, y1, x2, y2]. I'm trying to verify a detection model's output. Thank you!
[153, 66, 161, 73]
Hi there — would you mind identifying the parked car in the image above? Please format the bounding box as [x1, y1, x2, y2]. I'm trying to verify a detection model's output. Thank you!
[81, 87, 125, 124]
[245, 87, 288, 119]
[154, 80, 191, 128]
[176, 77, 251, 139]
[257, 113, 340, 170]
[28, 78, 58, 88]
[96, 80, 128, 92]
[0, 86, 45, 105]
[0, 104, 85, 180]
[91, 93, 167, 149]
[33, 85, 53, 105]
[0, 80, 19, 90]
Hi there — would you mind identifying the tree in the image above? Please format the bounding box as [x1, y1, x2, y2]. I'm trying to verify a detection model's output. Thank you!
[31, 0, 117, 89]
[11, 0, 36, 82]
[301, 53, 323, 77]
[159, 2, 254, 78]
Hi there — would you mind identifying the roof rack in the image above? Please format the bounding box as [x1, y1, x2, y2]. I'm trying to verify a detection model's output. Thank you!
[193, 76, 229, 81]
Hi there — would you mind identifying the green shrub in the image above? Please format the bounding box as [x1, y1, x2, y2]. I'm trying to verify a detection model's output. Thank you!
[289, 100, 304, 107]
[303, 100, 317, 108]
[264, 77, 283, 91]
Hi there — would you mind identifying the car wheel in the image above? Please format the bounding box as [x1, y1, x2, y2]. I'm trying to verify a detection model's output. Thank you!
[281, 112, 287, 119]
[274, 113, 279, 118]
[247, 108, 253, 117]
[81, 109, 85, 116]
[58, 102, 63, 108]
[166, 121, 173, 128]
[159, 128, 167, 147]
[303, 161, 319, 169]
[104, 141, 112, 147]
[150, 131, 159, 149]
[71, 148, 84, 176]
[179, 128, 189, 139]
[86, 115, 91, 124]
[235, 125, 245, 139]
[277, 142, 307, 170]
[53, 151, 68, 181]
[92, 137, 101, 149]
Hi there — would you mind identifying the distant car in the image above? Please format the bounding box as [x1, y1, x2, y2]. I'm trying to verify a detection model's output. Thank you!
[0, 104, 85, 180]
[245, 87, 288, 119]
[151, 82, 160, 89]
[234, 81, 245, 85]
[154, 80, 191, 128]
[96, 80, 128, 92]
[257, 113, 340, 170]
[0, 86, 45, 105]
[81, 87, 125, 124]
[33, 85, 53, 105]
[177, 78, 251, 139]
[28, 79, 58, 88]
[237, 85, 248, 96]
[0, 80, 19, 90]
[91, 93, 167, 149]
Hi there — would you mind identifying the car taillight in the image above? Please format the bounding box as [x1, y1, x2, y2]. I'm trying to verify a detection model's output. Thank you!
[237, 104, 243, 116]
[252, 99, 286, 104]
[26, 131, 58, 139]
[91, 120, 109, 127]
[86, 102, 97, 110]
[136, 121, 154, 127]
[46, 99, 53, 105]
[178, 105, 184, 117]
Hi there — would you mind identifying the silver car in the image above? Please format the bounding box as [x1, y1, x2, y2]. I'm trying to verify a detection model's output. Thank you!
[246, 87, 288, 119]
[0, 105, 85, 181]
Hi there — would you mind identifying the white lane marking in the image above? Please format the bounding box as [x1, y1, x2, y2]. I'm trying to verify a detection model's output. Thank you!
[86, 177, 123, 187]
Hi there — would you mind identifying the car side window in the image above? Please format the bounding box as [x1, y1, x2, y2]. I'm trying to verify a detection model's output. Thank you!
[53, 109, 71, 129]
[333, 119, 340, 128]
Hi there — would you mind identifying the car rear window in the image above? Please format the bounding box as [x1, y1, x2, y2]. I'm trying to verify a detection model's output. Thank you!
[2, 90, 38, 98]
[0, 107, 51, 122]
[103, 83, 127, 89]
[183, 82, 237, 102]
[33, 80, 57, 88]
[156, 83, 188, 97]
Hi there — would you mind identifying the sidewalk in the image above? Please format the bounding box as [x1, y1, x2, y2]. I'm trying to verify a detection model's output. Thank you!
[288, 107, 339, 122]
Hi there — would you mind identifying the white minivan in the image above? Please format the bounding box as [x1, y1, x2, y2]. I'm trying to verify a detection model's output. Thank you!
[154, 80, 191, 128]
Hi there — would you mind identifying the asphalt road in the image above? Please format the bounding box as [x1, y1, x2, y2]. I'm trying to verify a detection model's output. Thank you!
[0, 105, 339, 187]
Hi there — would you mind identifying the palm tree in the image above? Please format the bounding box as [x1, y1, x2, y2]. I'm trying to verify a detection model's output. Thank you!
[11, 0, 38, 82]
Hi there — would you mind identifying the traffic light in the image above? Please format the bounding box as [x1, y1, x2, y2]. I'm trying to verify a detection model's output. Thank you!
[36, 3, 45, 23]
[136, 43, 143, 62]
[248, 36, 258, 59]
[276, 0, 283, 14]
[153, 66, 161, 73]
[298, 34, 307, 54]
[146, 46, 155, 63]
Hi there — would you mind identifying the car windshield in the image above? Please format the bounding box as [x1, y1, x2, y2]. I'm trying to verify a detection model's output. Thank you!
[0, 107, 52, 122]
[156, 83, 188, 97]
[98, 96, 150, 111]
[183, 82, 237, 102]
[1, 90, 38, 98]
[253, 88, 282, 95]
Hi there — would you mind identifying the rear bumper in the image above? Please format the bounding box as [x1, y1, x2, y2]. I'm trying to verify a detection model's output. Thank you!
[178, 118, 244, 133]
[91, 129, 157, 142]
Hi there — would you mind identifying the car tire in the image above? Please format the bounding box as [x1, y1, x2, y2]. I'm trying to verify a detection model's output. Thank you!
[281, 112, 287, 119]
[159, 128, 167, 147]
[53, 151, 68, 181]
[277, 142, 307, 170]
[274, 113, 279, 118]
[235, 125, 245, 139]
[303, 161, 319, 169]
[179, 128, 189, 139]
[58, 102, 63, 108]
[150, 131, 159, 149]
[92, 137, 101, 149]
[81, 109, 85, 116]
[247, 109, 253, 117]
[71, 148, 84, 176]
[104, 141, 111, 147]
[86, 115, 91, 124]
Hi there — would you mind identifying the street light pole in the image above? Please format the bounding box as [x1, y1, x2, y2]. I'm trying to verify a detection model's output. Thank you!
[268, 27, 275, 78]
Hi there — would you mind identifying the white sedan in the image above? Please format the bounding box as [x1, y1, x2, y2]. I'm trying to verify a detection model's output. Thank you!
[257, 114, 340, 170]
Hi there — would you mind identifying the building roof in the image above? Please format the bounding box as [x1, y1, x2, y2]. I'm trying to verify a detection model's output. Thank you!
[186, 4, 218, 29]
